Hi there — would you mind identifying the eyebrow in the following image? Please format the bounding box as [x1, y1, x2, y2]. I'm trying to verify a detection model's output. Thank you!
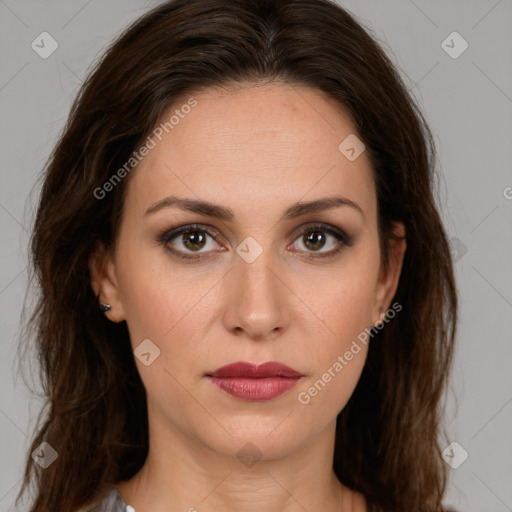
[144, 195, 365, 222]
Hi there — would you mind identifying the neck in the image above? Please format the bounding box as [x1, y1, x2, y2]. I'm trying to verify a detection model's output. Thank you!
[116, 405, 365, 511]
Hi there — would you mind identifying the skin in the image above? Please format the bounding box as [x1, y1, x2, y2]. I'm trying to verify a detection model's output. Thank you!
[90, 81, 406, 512]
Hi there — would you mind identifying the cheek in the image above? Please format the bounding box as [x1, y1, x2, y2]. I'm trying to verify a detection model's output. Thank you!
[115, 234, 192, 334]
[297, 282, 372, 417]
[293, 248, 378, 412]
[117, 227, 379, 395]
[115, 254, 213, 413]
[115, 241, 220, 378]
[298, 248, 380, 353]
[299, 347, 368, 418]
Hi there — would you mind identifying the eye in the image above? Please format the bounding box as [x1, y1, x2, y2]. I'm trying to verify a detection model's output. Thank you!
[157, 224, 223, 260]
[157, 222, 353, 261]
[289, 223, 353, 259]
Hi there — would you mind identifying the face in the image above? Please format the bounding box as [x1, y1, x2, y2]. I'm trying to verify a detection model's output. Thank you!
[90, 81, 406, 462]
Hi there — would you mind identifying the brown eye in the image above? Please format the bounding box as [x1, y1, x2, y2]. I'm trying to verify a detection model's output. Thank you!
[157, 224, 222, 260]
[290, 224, 352, 257]
[157, 222, 353, 262]
[301, 230, 328, 251]
[180, 230, 208, 251]
[167, 229, 219, 256]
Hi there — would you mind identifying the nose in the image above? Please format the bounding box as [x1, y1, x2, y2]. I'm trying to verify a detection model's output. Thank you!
[221, 245, 290, 341]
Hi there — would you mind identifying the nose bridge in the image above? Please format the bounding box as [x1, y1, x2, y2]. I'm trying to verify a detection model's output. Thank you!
[223, 236, 287, 337]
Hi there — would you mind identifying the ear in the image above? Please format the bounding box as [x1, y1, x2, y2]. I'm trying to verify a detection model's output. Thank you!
[371, 221, 406, 326]
[89, 242, 126, 323]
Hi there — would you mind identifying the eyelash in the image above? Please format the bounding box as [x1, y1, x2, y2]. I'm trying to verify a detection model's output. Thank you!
[156, 222, 354, 261]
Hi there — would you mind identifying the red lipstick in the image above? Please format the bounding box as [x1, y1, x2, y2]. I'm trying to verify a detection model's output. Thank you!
[207, 361, 303, 401]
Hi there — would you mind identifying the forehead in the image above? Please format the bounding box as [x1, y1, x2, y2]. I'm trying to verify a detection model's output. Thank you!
[123, 82, 376, 224]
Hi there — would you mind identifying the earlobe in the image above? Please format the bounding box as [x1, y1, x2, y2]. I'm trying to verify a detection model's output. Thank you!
[372, 222, 407, 326]
[88, 243, 126, 323]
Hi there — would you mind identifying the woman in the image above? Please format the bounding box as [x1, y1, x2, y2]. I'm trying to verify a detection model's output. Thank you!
[17, 0, 458, 510]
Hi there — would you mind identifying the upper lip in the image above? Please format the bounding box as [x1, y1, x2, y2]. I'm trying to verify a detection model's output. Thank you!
[208, 361, 303, 378]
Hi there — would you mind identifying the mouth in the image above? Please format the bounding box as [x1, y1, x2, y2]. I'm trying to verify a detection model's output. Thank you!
[206, 361, 303, 402]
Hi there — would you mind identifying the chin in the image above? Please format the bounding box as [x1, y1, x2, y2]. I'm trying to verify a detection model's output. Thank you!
[198, 416, 313, 463]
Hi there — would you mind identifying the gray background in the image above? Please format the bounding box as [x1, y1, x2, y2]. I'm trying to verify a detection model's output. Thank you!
[0, 1, 511, 511]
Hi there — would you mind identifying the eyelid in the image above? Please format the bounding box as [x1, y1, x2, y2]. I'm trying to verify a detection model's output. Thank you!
[157, 223, 221, 243]
[156, 221, 353, 259]
[292, 222, 353, 246]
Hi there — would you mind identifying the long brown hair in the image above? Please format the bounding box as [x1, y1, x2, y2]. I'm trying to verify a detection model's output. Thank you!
[16, 0, 458, 510]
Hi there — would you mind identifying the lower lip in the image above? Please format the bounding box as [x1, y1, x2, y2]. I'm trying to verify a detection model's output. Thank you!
[208, 376, 300, 401]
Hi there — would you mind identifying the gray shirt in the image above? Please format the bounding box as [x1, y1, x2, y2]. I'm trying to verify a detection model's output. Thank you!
[86, 486, 135, 512]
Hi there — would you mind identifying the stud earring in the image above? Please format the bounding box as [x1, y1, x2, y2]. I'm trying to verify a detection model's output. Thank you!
[100, 303, 112, 312]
